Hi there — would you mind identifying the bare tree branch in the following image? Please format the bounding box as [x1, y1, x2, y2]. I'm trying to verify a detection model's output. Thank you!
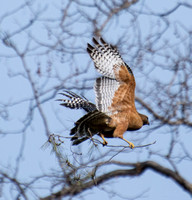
[41, 161, 192, 200]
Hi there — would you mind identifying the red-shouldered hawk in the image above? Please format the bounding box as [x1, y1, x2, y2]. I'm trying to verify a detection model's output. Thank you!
[58, 37, 149, 148]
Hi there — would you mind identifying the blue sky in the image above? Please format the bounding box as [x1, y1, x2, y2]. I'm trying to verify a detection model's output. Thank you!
[0, 0, 192, 199]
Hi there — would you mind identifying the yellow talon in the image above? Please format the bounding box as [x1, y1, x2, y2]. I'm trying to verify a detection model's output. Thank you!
[129, 142, 135, 149]
[100, 133, 108, 146]
[122, 138, 135, 149]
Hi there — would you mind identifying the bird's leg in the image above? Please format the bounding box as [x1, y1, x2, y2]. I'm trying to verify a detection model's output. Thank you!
[112, 124, 134, 149]
[99, 133, 108, 146]
[121, 137, 134, 149]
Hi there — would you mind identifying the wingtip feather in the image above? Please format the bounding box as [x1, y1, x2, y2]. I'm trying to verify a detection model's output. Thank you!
[92, 37, 99, 45]
[100, 37, 106, 44]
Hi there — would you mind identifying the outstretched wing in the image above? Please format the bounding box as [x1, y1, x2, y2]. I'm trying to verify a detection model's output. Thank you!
[89, 38, 136, 118]
[87, 37, 133, 81]
[57, 90, 96, 112]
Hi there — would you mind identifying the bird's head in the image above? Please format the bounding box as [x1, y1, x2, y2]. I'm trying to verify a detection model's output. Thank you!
[139, 114, 149, 126]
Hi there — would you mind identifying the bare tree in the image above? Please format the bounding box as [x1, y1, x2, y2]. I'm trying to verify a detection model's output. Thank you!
[0, 0, 192, 199]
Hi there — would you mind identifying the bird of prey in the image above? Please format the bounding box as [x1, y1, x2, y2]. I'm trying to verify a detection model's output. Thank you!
[58, 38, 149, 148]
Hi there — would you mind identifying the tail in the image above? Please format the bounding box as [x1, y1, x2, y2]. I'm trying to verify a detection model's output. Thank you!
[70, 110, 112, 145]
[57, 90, 96, 112]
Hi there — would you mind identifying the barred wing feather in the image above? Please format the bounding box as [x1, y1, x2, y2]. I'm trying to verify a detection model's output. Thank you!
[94, 77, 120, 115]
[87, 38, 127, 79]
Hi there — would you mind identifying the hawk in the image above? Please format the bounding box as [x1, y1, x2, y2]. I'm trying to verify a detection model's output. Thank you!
[58, 38, 149, 148]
